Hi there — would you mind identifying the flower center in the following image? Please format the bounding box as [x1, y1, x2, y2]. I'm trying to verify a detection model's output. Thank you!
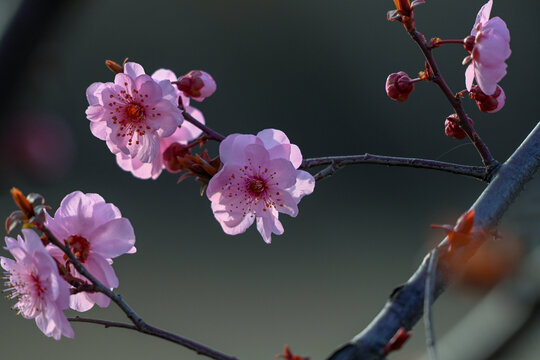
[66, 235, 91, 263]
[126, 104, 145, 121]
[248, 178, 267, 195]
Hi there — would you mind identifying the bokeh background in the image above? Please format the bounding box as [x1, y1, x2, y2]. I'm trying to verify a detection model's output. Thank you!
[0, 0, 539, 359]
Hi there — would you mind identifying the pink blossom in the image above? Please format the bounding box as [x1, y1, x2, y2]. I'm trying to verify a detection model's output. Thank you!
[206, 129, 315, 243]
[116, 69, 205, 179]
[177, 70, 217, 102]
[85, 62, 183, 163]
[45, 191, 136, 312]
[463, 0, 511, 95]
[1, 229, 73, 340]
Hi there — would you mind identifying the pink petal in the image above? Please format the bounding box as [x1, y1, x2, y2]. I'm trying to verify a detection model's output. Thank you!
[244, 143, 271, 165]
[219, 134, 261, 164]
[114, 73, 135, 96]
[89, 218, 136, 258]
[211, 201, 255, 235]
[267, 158, 297, 189]
[86, 291, 111, 309]
[271, 189, 299, 217]
[465, 63, 475, 91]
[475, 61, 507, 95]
[484, 17, 510, 43]
[116, 152, 163, 179]
[136, 132, 161, 163]
[288, 170, 316, 202]
[89, 120, 108, 140]
[86, 82, 104, 106]
[472, 0, 493, 35]
[70, 292, 95, 312]
[257, 128, 291, 149]
[124, 62, 145, 78]
[85, 255, 119, 290]
[148, 100, 182, 137]
[206, 164, 235, 199]
[256, 216, 284, 244]
[135, 75, 163, 104]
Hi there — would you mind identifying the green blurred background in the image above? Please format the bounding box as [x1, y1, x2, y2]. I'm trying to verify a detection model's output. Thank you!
[0, 0, 539, 359]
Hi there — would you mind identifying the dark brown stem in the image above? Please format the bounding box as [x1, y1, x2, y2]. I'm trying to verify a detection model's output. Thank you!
[300, 154, 489, 182]
[409, 30, 498, 169]
[43, 228, 238, 360]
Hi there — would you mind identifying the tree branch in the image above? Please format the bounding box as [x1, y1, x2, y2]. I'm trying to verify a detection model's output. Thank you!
[300, 155, 489, 182]
[327, 120, 540, 360]
[43, 228, 238, 360]
[408, 29, 497, 169]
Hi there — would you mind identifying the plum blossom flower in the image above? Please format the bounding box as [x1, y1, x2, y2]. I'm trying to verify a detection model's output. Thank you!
[45, 191, 136, 312]
[177, 70, 217, 102]
[463, 0, 511, 95]
[206, 129, 315, 243]
[116, 68, 205, 179]
[1, 229, 73, 340]
[85, 62, 183, 163]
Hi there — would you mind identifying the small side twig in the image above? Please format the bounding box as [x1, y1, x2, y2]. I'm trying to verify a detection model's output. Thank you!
[424, 248, 440, 360]
[301, 154, 489, 182]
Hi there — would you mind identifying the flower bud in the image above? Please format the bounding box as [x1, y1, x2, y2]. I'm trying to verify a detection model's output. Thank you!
[470, 85, 505, 113]
[177, 70, 217, 102]
[162, 143, 191, 173]
[445, 114, 474, 140]
[463, 35, 475, 52]
[385, 72, 414, 102]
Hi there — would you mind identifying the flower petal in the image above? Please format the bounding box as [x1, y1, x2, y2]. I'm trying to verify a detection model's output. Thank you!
[89, 218, 136, 259]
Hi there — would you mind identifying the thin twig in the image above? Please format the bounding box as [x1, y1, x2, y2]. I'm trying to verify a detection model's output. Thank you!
[69, 317, 137, 330]
[182, 110, 225, 142]
[327, 121, 540, 360]
[43, 228, 238, 360]
[68, 316, 238, 359]
[408, 30, 497, 169]
[300, 154, 489, 182]
[424, 248, 440, 360]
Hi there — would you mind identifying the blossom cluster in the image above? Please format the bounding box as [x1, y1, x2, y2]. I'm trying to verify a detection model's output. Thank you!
[1, 191, 135, 339]
[385, 0, 510, 140]
[86, 62, 215, 179]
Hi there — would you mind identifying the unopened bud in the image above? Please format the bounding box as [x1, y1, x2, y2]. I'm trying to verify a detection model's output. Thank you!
[177, 70, 217, 102]
[105, 59, 125, 74]
[445, 114, 474, 140]
[385, 72, 414, 102]
[463, 35, 475, 52]
[470, 85, 505, 113]
[163, 143, 191, 173]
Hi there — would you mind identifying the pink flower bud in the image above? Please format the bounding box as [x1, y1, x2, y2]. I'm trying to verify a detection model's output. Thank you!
[177, 70, 217, 102]
[469, 85, 505, 113]
[162, 142, 191, 173]
[445, 114, 474, 140]
[385, 72, 414, 102]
